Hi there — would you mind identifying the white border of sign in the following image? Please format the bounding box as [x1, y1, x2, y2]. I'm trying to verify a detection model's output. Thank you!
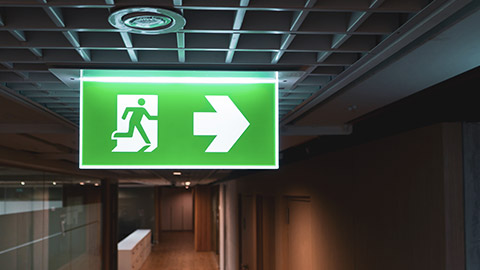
[79, 70, 279, 169]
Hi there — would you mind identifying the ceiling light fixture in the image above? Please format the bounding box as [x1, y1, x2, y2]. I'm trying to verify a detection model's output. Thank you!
[173, 171, 182, 176]
[108, 7, 186, 35]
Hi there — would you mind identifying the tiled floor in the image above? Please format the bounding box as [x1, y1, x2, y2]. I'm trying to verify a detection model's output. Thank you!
[140, 231, 219, 270]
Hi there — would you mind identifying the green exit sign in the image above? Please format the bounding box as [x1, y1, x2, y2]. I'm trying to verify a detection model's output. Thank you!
[80, 70, 278, 169]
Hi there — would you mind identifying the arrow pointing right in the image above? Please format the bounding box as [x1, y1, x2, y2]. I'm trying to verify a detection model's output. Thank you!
[194, 95, 250, 152]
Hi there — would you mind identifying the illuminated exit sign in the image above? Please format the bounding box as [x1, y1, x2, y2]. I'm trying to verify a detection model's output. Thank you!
[80, 70, 278, 169]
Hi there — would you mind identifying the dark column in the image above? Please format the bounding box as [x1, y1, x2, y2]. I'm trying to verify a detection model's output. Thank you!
[154, 186, 161, 244]
[464, 122, 480, 270]
[101, 179, 118, 270]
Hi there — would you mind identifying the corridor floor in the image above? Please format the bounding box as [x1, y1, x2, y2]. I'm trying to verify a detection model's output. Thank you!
[140, 231, 219, 270]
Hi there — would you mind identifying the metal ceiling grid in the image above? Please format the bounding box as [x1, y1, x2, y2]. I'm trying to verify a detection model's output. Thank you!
[0, 0, 431, 124]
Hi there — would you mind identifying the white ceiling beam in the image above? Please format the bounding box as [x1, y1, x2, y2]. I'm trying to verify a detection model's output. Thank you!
[29, 48, 43, 57]
[316, 51, 329, 62]
[225, 0, 249, 63]
[120, 32, 133, 48]
[173, 0, 183, 14]
[75, 48, 91, 62]
[225, 33, 240, 63]
[120, 32, 138, 62]
[331, 34, 349, 49]
[225, 50, 235, 64]
[63, 31, 91, 62]
[43, 7, 65, 27]
[348, 11, 371, 32]
[272, 0, 317, 64]
[62, 31, 80, 47]
[317, 10, 370, 63]
[33, 98, 79, 103]
[1, 62, 13, 69]
[15, 71, 29, 80]
[24, 93, 79, 98]
[176, 32, 185, 62]
[176, 32, 185, 48]
[370, 0, 386, 9]
[178, 49, 185, 63]
[31, 82, 42, 88]
[317, 10, 367, 63]
[232, 9, 247, 30]
[126, 49, 138, 62]
[9, 30, 26, 42]
[271, 34, 296, 64]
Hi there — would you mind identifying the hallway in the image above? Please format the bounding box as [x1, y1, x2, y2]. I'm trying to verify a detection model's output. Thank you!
[139, 232, 219, 270]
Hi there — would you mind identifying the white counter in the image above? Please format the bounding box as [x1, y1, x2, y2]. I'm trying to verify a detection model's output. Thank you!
[118, 229, 151, 270]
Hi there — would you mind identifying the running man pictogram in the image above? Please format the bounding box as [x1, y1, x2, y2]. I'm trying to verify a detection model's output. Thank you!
[113, 98, 156, 144]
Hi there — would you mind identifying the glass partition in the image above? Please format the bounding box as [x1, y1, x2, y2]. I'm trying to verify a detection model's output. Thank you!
[0, 168, 102, 270]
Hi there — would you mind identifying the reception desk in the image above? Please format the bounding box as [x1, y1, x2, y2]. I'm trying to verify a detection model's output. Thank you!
[118, 229, 152, 270]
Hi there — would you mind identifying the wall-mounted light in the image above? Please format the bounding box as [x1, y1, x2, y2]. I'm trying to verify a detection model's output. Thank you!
[185, 181, 191, 186]
[52, 181, 57, 186]
[80, 182, 85, 186]
[20, 181, 25, 186]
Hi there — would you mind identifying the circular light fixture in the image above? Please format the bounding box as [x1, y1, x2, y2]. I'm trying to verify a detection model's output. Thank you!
[108, 7, 186, 35]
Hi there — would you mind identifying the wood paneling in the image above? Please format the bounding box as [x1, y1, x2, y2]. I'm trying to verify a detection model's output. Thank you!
[160, 188, 193, 231]
[228, 123, 465, 270]
[441, 123, 465, 270]
[194, 186, 213, 251]
[240, 195, 256, 270]
[286, 198, 312, 270]
[154, 187, 161, 244]
[261, 196, 275, 270]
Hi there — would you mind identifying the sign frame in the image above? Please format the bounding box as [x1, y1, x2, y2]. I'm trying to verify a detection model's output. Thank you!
[79, 70, 279, 169]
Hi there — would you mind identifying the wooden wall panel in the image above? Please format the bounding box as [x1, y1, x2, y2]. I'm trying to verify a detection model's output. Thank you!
[183, 191, 193, 230]
[160, 188, 193, 231]
[226, 123, 465, 270]
[194, 186, 213, 251]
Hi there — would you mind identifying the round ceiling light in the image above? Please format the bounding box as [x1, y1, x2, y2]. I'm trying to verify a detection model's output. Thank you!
[108, 7, 186, 35]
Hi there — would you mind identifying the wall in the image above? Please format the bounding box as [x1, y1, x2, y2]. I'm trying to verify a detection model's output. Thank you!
[464, 122, 480, 270]
[118, 187, 155, 241]
[222, 123, 464, 270]
[160, 187, 193, 231]
[0, 180, 102, 270]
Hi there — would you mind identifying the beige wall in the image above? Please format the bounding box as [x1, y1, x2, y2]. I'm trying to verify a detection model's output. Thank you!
[222, 123, 464, 270]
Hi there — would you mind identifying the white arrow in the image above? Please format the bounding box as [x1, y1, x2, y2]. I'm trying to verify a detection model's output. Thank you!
[194, 95, 250, 152]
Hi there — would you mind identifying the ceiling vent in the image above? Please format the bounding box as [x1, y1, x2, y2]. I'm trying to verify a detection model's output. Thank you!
[108, 7, 186, 35]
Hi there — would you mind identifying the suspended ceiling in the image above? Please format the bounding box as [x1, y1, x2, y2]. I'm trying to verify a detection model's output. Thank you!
[0, 0, 479, 184]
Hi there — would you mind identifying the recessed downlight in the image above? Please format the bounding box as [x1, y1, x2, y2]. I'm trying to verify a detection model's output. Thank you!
[108, 7, 186, 35]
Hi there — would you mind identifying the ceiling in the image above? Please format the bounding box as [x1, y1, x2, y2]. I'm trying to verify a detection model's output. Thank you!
[0, 0, 479, 185]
